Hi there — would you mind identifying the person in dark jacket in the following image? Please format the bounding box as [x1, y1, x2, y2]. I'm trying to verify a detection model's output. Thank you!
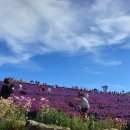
[0, 78, 14, 99]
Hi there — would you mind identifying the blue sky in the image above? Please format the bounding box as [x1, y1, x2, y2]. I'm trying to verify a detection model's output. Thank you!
[0, 0, 130, 92]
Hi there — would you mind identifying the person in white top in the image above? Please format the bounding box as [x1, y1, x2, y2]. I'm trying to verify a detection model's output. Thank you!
[79, 93, 90, 121]
[19, 84, 23, 91]
[48, 87, 51, 94]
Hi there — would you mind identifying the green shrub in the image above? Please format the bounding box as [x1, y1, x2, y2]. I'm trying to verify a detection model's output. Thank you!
[0, 99, 127, 130]
[95, 118, 113, 130]
[0, 99, 27, 121]
[0, 119, 13, 130]
[88, 117, 126, 130]
[37, 108, 127, 130]
[36, 108, 71, 127]
[70, 116, 88, 130]
[0, 99, 27, 130]
[0, 119, 26, 130]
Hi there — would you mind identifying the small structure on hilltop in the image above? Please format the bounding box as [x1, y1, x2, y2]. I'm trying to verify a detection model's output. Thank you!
[102, 85, 108, 92]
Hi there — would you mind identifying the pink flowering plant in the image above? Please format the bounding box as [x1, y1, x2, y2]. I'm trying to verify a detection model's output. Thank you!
[12, 95, 49, 112]
[0, 97, 27, 130]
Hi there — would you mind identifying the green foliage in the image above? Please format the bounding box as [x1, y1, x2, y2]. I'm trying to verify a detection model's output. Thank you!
[0, 119, 26, 130]
[70, 116, 88, 130]
[87, 116, 126, 130]
[36, 108, 71, 127]
[0, 99, 27, 121]
[0, 119, 13, 130]
[0, 99, 27, 130]
[37, 107, 127, 130]
[87, 116, 96, 130]
[0, 99, 127, 130]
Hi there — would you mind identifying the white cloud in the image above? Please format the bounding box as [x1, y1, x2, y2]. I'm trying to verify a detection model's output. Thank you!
[95, 59, 122, 66]
[0, 0, 130, 65]
[84, 67, 102, 74]
[0, 53, 31, 65]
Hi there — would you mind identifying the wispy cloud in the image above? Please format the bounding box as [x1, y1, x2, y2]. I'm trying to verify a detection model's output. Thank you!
[0, 53, 31, 65]
[95, 59, 122, 66]
[0, 0, 130, 65]
[84, 67, 102, 74]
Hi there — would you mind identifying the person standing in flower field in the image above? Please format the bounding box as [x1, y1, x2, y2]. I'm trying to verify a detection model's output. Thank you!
[0, 78, 14, 99]
[78, 93, 90, 121]
[47, 87, 51, 94]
